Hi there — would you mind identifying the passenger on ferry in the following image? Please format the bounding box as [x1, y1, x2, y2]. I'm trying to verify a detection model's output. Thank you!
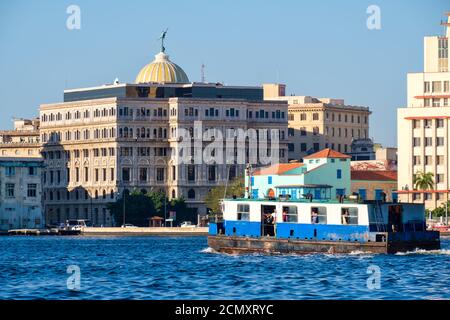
[341, 209, 350, 225]
[311, 208, 319, 224]
[282, 209, 289, 222]
[264, 212, 275, 237]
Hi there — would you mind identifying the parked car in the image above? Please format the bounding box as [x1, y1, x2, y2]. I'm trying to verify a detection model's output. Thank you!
[121, 224, 138, 228]
[180, 221, 196, 228]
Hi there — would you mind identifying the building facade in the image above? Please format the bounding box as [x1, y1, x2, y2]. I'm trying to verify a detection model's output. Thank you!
[348, 138, 376, 160]
[397, 13, 450, 209]
[246, 148, 351, 200]
[351, 160, 397, 202]
[263, 84, 371, 161]
[0, 118, 41, 158]
[40, 49, 288, 226]
[0, 157, 44, 230]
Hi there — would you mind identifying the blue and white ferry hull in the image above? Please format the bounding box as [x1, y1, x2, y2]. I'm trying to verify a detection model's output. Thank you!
[207, 199, 440, 254]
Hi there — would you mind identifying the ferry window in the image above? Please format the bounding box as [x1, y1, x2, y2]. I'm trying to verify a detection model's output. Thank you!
[311, 207, 327, 224]
[341, 207, 358, 225]
[237, 204, 250, 221]
[282, 206, 297, 223]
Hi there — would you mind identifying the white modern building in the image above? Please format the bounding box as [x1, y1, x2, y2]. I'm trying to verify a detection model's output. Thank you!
[397, 13, 450, 209]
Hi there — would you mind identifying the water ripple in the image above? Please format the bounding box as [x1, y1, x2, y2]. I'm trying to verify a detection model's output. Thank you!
[0, 236, 448, 299]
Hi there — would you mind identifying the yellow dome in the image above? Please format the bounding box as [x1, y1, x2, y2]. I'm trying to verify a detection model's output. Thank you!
[135, 52, 189, 84]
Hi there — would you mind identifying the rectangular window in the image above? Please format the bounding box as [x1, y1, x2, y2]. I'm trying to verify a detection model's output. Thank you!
[282, 206, 298, 223]
[341, 207, 358, 225]
[337, 169, 342, 179]
[311, 207, 327, 224]
[313, 143, 320, 152]
[28, 167, 37, 176]
[432, 81, 442, 93]
[27, 184, 37, 198]
[437, 155, 444, 165]
[413, 137, 421, 147]
[436, 137, 444, 146]
[437, 119, 444, 128]
[413, 156, 421, 165]
[425, 156, 433, 166]
[288, 128, 294, 136]
[237, 204, 250, 221]
[111, 168, 115, 181]
[156, 168, 165, 181]
[139, 168, 147, 181]
[6, 183, 15, 198]
[268, 176, 272, 185]
[436, 174, 444, 184]
[5, 167, 15, 176]
[300, 143, 307, 152]
[187, 165, 195, 181]
[425, 137, 433, 147]
[122, 168, 130, 182]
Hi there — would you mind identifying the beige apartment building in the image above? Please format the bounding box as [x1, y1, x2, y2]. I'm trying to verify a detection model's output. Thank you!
[263, 84, 371, 161]
[397, 13, 450, 209]
[39, 49, 288, 226]
[0, 118, 41, 158]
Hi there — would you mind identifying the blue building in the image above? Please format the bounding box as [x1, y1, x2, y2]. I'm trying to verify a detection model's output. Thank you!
[246, 148, 351, 201]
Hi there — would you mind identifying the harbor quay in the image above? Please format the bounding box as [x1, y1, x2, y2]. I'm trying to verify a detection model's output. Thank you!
[81, 226, 208, 236]
[5, 226, 208, 236]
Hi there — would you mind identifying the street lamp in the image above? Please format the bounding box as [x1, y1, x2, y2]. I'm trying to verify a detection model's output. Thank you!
[122, 190, 126, 226]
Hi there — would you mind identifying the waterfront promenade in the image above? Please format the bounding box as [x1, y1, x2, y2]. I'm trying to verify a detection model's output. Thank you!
[81, 227, 208, 236]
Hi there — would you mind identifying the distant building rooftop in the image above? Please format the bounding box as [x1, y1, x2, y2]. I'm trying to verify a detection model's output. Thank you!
[303, 148, 351, 159]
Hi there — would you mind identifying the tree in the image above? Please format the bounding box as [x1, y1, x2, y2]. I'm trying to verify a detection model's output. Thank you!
[168, 197, 195, 224]
[106, 190, 157, 226]
[107, 190, 196, 226]
[413, 171, 434, 191]
[204, 177, 245, 214]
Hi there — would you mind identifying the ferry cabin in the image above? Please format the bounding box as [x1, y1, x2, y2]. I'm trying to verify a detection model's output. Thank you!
[210, 199, 430, 243]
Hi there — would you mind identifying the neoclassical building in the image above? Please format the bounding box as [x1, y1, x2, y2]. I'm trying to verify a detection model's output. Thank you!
[40, 48, 288, 226]
[263, 84, 371, 161]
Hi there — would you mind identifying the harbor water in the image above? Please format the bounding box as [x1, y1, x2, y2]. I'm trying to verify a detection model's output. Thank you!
[0, 236, 449, 300]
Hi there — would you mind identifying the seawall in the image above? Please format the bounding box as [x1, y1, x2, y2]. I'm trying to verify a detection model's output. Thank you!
[81, 227, 208, 236]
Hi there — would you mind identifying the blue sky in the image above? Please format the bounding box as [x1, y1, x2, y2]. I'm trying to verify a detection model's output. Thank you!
[0, 0, 448, 146]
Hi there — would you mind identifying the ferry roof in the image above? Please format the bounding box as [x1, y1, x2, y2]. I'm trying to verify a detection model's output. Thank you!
[223, 197, 417, 206]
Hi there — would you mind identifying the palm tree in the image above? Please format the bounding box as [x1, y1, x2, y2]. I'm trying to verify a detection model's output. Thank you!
[413, 171, 434, 217]
[413, 171, 434, 191]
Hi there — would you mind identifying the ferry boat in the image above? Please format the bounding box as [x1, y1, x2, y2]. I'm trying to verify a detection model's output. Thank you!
[208, 198, 440, 254]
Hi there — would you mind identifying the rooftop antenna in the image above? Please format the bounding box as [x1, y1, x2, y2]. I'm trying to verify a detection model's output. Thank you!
[440, 12, 450, 37]
[201, 63, 206, 83]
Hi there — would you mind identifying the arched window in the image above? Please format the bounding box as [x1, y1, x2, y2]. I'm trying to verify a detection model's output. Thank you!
[102, 190, 106, 199]
[172, 190, 176, 199]
[187, 189, 195, 199]
[110, 190, 114, 199]
[95, 190, 98, 199]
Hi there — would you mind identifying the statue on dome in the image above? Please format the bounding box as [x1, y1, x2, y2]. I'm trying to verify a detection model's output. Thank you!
[159, 28, 168, 53]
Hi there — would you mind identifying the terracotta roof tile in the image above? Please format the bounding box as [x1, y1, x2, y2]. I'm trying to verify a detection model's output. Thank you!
[303, 148, 351, 159]
[253, 163, 304, 176]
[351, 170, 397, 181]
